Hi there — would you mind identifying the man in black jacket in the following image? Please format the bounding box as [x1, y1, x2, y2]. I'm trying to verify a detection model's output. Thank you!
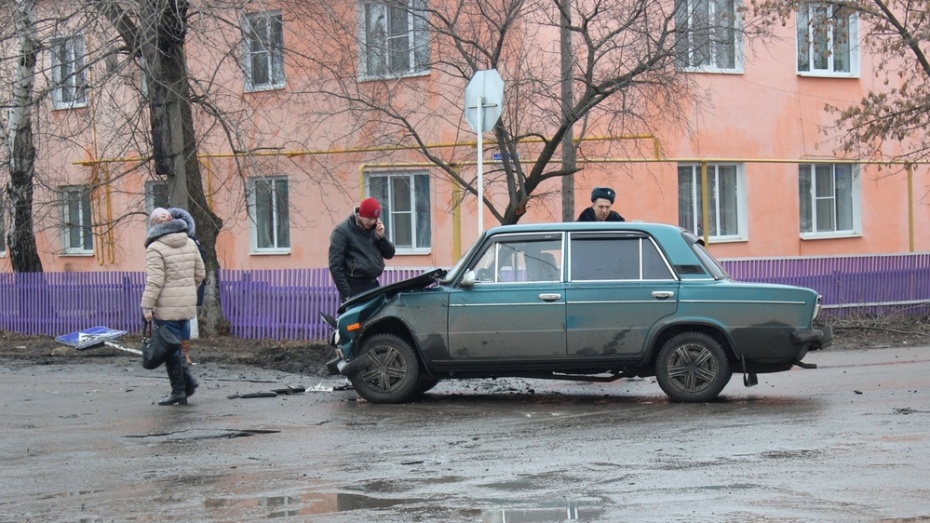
[577, 186, 625, 222]
[328, 197, 396, 302]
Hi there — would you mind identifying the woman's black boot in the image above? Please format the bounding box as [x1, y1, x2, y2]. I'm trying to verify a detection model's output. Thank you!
[158, 356, 188, 406]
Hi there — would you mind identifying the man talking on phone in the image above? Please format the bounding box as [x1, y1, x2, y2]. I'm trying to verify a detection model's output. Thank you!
[328, 197, 396, 303]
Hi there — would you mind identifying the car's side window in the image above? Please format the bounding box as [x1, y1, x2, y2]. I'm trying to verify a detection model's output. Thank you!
[470, 237, 562, 283]
[571, 234, 674, 281]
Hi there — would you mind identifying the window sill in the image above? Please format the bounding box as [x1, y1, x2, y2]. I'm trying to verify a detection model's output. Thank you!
[52, 102, 88, 111]
[357, 69, 430, 83]
[60, 251, 94, 257]
[244, 82, 286, 93]
[680, 67, 743, 75]
[705, 236, 747, 244]
[249, 249, 291, 255]
[797, 71, 859, 79]
[800, 231, 861, 241]
[394, 249, 431, 256]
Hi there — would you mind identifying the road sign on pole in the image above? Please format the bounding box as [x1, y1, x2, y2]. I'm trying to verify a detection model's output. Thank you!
[464, 69, 504, 234]
[465, 69, 504, 133]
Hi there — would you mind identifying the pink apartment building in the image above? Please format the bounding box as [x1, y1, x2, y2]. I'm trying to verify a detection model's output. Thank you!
[0, 0, 925, 275]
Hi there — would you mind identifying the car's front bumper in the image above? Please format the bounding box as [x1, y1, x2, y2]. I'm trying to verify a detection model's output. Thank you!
[326, 351, 367, 377]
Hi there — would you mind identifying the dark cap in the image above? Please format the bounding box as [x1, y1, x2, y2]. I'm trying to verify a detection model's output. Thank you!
[591, 187, 616, 204]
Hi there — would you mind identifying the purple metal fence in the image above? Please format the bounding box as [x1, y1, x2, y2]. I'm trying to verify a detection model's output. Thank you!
[720, 253, 930, 317]
[0, 271, 145, 336]
[2, 257, 929, 340]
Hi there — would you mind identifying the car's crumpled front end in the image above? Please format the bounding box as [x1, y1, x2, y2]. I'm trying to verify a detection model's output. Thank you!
[322, 268, 447, 377]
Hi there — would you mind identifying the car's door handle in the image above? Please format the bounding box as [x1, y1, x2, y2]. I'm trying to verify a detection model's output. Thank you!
[538, 293, 562, 302]
[651, 291, 675, 299]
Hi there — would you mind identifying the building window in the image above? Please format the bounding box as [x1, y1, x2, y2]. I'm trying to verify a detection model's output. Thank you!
[60, 186, 94, 254]
[358, 0, 430, 79]
[145, 180, 168, 213]
[799, 163, 860, 237]
[797, 2, 858, 76]
[248, 177, 290, 252]
[675, 0, 739, 71]
[242, 11, 285, 91]
[678, 163, 746, 241]
[367, 171, 431, 252]
[50, 35, 88, 109]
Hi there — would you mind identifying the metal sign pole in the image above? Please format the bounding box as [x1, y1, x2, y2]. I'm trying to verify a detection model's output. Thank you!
[476, 94, 484, 234]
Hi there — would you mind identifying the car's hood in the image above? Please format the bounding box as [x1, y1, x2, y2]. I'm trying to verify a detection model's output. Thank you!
[337, 268, 447, 315]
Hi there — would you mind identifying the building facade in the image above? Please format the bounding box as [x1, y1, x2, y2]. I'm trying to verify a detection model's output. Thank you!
[0, 0, 926, 275]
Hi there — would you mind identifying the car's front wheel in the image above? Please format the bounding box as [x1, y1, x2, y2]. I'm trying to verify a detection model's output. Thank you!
[655, 332, 732, 403]
[349, 334, 421, 404]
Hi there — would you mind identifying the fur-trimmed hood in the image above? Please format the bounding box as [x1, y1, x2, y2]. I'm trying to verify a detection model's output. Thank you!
[145, 218, 188, 247]
[168, 208, 196, 235]
[144, 208, 196, 247]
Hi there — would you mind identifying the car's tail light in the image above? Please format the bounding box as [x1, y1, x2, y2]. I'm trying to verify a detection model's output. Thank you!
[813, 295, 823, 322]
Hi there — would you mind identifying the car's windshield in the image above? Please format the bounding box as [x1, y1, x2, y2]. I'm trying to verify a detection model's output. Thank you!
[440, 236, 482, 284]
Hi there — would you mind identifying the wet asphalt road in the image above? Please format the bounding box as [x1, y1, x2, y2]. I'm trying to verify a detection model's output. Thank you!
[1, 346, 929, 523]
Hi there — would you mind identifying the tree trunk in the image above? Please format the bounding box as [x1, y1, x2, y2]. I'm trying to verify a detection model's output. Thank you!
[142, 0, 226, 335]
[5, 0, 43, 273]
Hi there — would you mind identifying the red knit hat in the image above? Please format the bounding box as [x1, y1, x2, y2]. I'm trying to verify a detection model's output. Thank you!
[358, 197, 381, 219]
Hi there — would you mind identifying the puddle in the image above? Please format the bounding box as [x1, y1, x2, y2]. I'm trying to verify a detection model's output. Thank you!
[205, 492, 599, 521]
[205, 492, 427, 517]
[481, 501, 600, 522]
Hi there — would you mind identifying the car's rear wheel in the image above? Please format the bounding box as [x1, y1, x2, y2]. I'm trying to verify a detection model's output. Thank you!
[349, 334, 420, 404]
[655, 332, 732, 403]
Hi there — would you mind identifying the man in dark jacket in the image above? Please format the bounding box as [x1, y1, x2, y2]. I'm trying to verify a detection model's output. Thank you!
[577, 186, 625, 222]
[329, 197, 396, 302]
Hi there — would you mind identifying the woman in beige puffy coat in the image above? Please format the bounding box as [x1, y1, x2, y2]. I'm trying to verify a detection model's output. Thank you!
[141, 207, 205, 406]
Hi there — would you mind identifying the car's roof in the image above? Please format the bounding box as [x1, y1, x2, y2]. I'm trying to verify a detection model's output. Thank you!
[485, 221, 683, 234]
[479, 221, 706, 278]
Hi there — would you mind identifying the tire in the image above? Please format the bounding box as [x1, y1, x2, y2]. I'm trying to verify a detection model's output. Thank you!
[348, 334, 420, 404]
[655, 332, 732, 403]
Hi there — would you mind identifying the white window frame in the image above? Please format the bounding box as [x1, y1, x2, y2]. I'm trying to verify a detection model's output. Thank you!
[50, 35, 88, 109]
[796, 2, 859, 77]
[145, 180, 169, 213]
[357, 0, 430, 80]
[675, 0, 742, 72]
[799, 163, 861, 239]
[366, 171, 431, 254]
[678, 163, 747, 243]
[60, 185, 94, 255]
[241, 11, 286, 92]
[247, 176, 290, 254]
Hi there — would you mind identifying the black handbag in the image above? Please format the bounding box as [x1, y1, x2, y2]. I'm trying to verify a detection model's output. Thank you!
[141, 321, 181, 370]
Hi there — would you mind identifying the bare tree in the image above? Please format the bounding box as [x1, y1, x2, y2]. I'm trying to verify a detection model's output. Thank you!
[1, 0, 43, 272]
[288, 0, 741, 225]
[750, 0, 930, 162]
[92, 0, 232, 334]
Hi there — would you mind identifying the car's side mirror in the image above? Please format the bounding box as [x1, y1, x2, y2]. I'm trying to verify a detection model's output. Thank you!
[460, 270, 476, 288]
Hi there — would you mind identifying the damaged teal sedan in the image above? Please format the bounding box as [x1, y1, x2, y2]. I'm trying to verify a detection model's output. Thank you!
[324, 222, 832, 404]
